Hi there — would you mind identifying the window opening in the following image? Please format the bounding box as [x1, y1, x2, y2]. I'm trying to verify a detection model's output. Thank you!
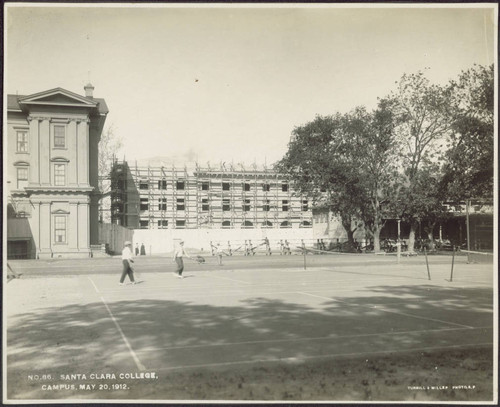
[54, 125, 65, 148]
[54, 216, 67, 243]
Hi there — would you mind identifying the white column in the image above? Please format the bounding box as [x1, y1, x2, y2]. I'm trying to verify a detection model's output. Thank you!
[29, 202, 41, 256]
[69, 202, 79, 250]
[39, 119, 51, 186]
[84, 119, 90, 186]
[28, 117, 40, 186]
[68, 120, 78, 186]
[78, 202, 89, 250]
[77, 120, 90, 186]
[39, 202, 51, 255]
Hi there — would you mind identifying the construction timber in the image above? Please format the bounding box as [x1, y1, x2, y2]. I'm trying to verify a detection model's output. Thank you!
[110, 160, 313, 230]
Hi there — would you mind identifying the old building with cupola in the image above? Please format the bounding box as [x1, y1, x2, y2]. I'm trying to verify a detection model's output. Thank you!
[6, 85, 108, 259]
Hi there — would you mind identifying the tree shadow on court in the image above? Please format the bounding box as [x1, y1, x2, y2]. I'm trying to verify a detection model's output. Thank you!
[6, 284, 494, 400]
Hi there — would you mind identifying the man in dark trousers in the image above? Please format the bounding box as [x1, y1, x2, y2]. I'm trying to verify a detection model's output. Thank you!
[119, 241, 136, 285]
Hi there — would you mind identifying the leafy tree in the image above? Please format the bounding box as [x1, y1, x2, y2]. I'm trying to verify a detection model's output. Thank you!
[398, 163, 451, 250]
[383, 71, 454, 250]
[278, 65, 493, 253]
[276, 104, 400, 252]
[347, 103, 401, 252]
[275, 114, 361, 245]
[442, 64, 494, 201]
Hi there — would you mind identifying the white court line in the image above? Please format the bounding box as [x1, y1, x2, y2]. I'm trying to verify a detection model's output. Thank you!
[204, 274, 252, 284]
[102, 289, 305, 298]
[87, 276, 100, 293]
[297, 291, 475, 329]
[97, 280, 494, 299]
[96, 275, 420, 293]
[154, 342, 493, 371]
[136, 325, 492, 353]
[100, 296, 146, 371]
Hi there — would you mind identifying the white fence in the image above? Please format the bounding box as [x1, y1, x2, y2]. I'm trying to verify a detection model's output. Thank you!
[131, 227, 315, 255]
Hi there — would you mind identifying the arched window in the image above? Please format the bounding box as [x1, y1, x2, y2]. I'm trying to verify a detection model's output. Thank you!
[242, 221, 253, 229]
[222, 220, 231, 229]
[300, 221, 311, 228]
[280, 221, 291, 228]
[50, 157, 69, 186]
[262, 221, 273, 228]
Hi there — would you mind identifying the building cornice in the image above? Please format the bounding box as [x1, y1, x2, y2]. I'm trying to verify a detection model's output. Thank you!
[24, 186, 94, 194]
[18, 87, 98, 107]
[27, 115, 90, 123]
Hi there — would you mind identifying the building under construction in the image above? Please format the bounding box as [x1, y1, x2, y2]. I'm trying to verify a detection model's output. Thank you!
[110, 161, 313, 230]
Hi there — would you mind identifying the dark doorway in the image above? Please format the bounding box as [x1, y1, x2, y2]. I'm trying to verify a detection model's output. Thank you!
[8, 240, 29, 259]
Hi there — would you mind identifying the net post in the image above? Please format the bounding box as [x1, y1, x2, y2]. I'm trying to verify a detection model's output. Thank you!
[466, 199, 471, 264]
[424, 247, 431, 280]
[449, 245, 456, 282]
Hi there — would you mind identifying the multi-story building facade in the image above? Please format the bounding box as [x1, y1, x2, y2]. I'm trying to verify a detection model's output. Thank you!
[6, 85, 108, 259]
[110, 161, 313, 230]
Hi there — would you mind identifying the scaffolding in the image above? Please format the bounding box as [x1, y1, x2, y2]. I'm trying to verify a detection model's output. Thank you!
[109, 160, 313, 230]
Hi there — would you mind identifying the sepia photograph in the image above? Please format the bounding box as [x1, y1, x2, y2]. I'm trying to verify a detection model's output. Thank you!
[3, 2, 498, 403]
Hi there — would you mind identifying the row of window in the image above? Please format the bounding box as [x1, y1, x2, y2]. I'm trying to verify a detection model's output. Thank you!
[138, 198, 309, 212]
[16, 126, 67, 153]
[139, 180, 290, 192]
[16, 163, 67, 188]
[140, 220, 311, 229]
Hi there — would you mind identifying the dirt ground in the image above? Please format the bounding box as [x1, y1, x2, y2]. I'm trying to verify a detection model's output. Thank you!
[116, 347, 495, 401]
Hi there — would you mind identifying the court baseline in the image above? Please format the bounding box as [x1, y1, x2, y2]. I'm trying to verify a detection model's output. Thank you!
[153, 342, 493, 372]
[135, 325, 491, 353]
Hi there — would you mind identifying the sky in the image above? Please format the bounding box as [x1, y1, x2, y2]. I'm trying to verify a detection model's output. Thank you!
[5, 4, 497, 167]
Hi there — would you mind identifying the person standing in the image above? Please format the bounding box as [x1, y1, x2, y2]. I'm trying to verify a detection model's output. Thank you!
[172, 240, 191, 279]
[140, 243, 146, 256]
[215, 243, 224, 266]
[120, 241, 136, 285]
[135, 243, 139, 256]
[285, 240, 291, 255]
[264, 237, 271, 255]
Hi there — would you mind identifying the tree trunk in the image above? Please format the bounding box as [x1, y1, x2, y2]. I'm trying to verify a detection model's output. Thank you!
[346, 229, 355, 244]
[408, 221, 417, 253]
[340, 213, 355, 244]
[427, 229, 435, 251]
[364, 212, 383, 253]
[372, 226, 382, 253]
[425, 221, 436, 250]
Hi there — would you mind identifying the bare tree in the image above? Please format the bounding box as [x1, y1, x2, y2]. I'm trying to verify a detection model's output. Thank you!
[98, 125, 123, 223]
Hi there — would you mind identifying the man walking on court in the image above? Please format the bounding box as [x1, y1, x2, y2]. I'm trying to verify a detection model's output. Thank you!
[172, 240, 192, 279]
[120, 241, 136, 285]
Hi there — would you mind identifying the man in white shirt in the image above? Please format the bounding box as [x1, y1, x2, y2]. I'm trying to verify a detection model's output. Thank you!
[120, 241, 136, 285]
[215, 243, 224, 265]
[172, 240, 192, 278]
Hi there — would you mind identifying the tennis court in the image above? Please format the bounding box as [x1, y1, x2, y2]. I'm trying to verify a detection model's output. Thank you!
[5, 253, 495, 402]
